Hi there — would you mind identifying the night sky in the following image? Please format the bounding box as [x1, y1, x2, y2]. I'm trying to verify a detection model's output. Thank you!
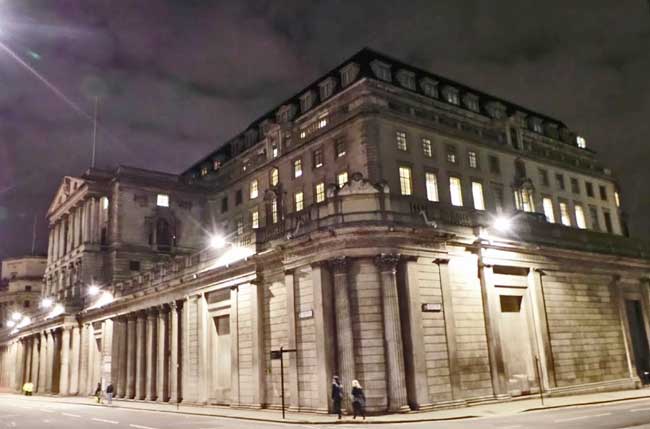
[0, 1, 649, 260]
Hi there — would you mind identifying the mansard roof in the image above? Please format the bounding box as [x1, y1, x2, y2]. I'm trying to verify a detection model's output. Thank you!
[184, 47, 569, 176]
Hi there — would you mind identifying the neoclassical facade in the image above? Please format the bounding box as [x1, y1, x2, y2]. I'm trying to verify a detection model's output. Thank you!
[2, 48, 650, 414]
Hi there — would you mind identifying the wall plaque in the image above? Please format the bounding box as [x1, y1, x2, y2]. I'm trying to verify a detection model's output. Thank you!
[298, 309, 313, 319]
[422, 303, 442, 312]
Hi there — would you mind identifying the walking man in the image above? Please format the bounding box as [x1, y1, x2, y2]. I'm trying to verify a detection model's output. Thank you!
[106, 382, 114, 405]
[332, 375, 344, 419]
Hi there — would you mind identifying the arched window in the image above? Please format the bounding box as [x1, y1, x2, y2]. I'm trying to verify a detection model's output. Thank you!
[156, 218, 172, 250]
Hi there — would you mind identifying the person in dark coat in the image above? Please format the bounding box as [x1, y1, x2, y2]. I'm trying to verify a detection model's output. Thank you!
[331, 375, 343, 419]
[351, 379, 366, 420]
[106, 382, 114, 404]
[94, 382, 103, 404]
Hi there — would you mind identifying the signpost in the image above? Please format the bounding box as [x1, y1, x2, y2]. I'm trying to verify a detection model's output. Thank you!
[270, 346, 297, 419]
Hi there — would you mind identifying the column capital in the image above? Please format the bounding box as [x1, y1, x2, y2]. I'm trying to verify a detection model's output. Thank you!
[158, 303, 170, 313]
[327, 256, 349, 274]
[374, 253, 401, 272]
[146, 308, 158, 320]
[433, 257, 450, 265]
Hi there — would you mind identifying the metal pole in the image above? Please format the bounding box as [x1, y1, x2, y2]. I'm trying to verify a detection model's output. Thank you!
[91, 96, 98, 168]
[535, 356, 544, 406]
[280, 346, 285, 419]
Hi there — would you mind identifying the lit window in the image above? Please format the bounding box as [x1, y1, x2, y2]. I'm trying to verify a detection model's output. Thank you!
[449, 177, 463, 207]
[468, 151, 478, 169]
[294, 191, 304, 212]
[337, 171, 348, 188]
[156, 194, 169, 207]
[271, 198, 279, 224]
[250, 180, 259, 199]
[270, 168, 279, 187]
[318, 114, 328, 129]
[293, 159, 303, 178]
[577, 136, 586, 149]
[443, 87, 460, 105]
[272, 144, 279, 158]
[422, 138, 432, 158]
[471, 182, 485, 210]
[251, 209, 259, 229]
[532, 121, 543, 133]
[543, 197, 555, 223]
[614, 191, 621, 207]
[514, 188, 534, 212]
[236, 218, 244, 236]
[425, 173, 439, 202]
[335, 139, 346, 158]
[300, 131, 306, 139]
[213, 159, 221, 170]
[201, 166, 209, 176]
[315, 182, 326, 203]
[559, 202, 571, 226]
[575, 205, 587, 229]
[313, 148, 324, 169]
[399, 166, 413, 196]
[446, 145, 457, 164]
[396, 131, 407, 151]
[101, 197, 110, 210]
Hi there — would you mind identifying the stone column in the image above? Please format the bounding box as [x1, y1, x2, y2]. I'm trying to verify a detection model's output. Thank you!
[328, 256, 355, 413]
[14, 340, 24, 391]
[46, 330, 55, 392]
[169, 301, 181, 403]
[312, 262, 335, 413]
[284, 270, 299, 410]
[250, 281, 265, 408]
[375, 253, 409, 412]
[229, 288, 239, 406]
[30, 336, 40, 390]
[79, 324, 89, 396]
[69, 326, 81, 395]
[136, 312, 146, 400]
[435, 258, 461, 399]
[117, 319, 128, 398]
[145, 310, 157, 401]
[59, 326, 71, 395]
[126, 316, 136, 398]
[529, 269, 556, 390]
[157, 306, 168, 402]
[24, 338, 32, 385]
[38, 332, 47, 393]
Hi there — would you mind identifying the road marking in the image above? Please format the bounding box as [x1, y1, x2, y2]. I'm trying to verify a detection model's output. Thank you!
[92, 418, 119, 424]
[554, 412, 611, 423]
[62, 412, 81, 417]
[631, 408, 650, 412]
[130, 425, 157, 429]
[501, 426, 523, 429]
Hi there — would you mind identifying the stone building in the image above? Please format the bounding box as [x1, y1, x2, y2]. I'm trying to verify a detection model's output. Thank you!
[1, 48, 650, 414]
[0, 256, 46, 329]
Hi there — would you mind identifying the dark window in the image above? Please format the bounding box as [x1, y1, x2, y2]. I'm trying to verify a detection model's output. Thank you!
[24, 300, 30, 308]
[312, 148, 323, 169]
[570, 178, 580, 194]
[500, 295, 522, 312]
[539, 169, 549, 186]
[599, 185, 608, 201]
[510, 127, 520, 150]
[335, 139, 346, 158]
[100, 227, 108, 245]
[221, 196, 228, 213]
[156, 218, 172, 250]
[514, 159, 526, 178]
[25, 286, 32, 292]
[235, 190, 243, 205]
[129, 260, 141, 271]
[603, 211, 613, 233]
[556, 173, 565, 191]
[586, 182, 594, 197]
[589, 206, 600, 231]
[489, 155, 500, 174]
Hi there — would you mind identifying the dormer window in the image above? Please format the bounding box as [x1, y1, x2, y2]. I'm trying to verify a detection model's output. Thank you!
[529, 117, 544, 134]
[576, 136, 587, 149]
[319, 77, 336, 100]
[156, 194, 169, 207]
[441, 86, 460, 105]
[420, 78, 439, 98]
[370, 60, 391, 82]
[212, 159, 221, 171]
[277, 104, 296, 123]
[463, 94, 480, 112]
[201, 166, 209, 176]
[340, 62, 360, 87]
[396, 69, 416, 90]
[485, 101, 506, 119]
[299, 90, 315, 113]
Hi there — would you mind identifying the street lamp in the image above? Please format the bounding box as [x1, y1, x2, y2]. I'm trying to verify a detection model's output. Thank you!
[493, 216, 512, 233]
[209, 234, 227, 250]
[11, 311, 22, 321]
[87, 284, 100, 296]
[40, 297, 54, 309]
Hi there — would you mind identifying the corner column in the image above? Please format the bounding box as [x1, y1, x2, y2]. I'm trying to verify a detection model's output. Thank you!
[126, 316, 136, 398]
[30, 336, 40, 390]
[375, 254, 409, 412]
[59, 326, 71, 395]
[38, 332, 47, 393]
[136, 312, 146, 400]
[79, 324, 89, 396]
[69, 325, 81, 395]
[45, 330, 55, 392]
[168, 301, 181, 403]
[145, 309, 157, 401]
[156, 305, 168, 402]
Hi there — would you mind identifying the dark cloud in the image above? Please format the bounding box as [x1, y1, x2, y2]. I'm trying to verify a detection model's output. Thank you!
[1, 0, 649, 259]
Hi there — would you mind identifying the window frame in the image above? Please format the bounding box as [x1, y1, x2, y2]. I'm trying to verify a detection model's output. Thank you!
[398, 166, 413, 196]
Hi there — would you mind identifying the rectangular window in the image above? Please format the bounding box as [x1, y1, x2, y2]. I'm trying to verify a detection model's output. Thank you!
[489, 155, 500, 174]
[425, 172, 439, 202]
[589, 206, 600, 231]
[335, 139, 346, 158]
[514, 188, 534, 212]
[614, 191, 621, 207]
[221, 196, 228, 213]
[315, 182, 326, 203]
[270, 167, 280, 187]
[156, 194, 169, 207]
[542, 197, 555, 222]
[493, 184, 505, 213]
[249, 180, 259, 199]
[422, 138, 432, 158]
[251, 209, 259, 229]
[272, 144, 279, 158]
[599, 185, 607, 201]
[337, 171, 348, 188]
[446, 145, 457, 164]
[468, 151, 478, 169]
[449, 176, 463, 207]
[271, 198, 278, 224]
[555, 173, 565, 191]
[235, 190, 243, 205]
[575, 205, 587, 229]
[559, 202, 571, 226]
[313, 148, 323, 169]
[585, 182, 594, 197]
[399, 166, 413, 195]
[570, 178, 580, 194]
[236, 218, 244, 236]
[603, 210, 613, 233]
[129, 260, 141, 271]
[293, 159, 303, 178]
[396, 131, 407, 151]
[472, 182, 485, 210]
[294, 191, 304, 212]
[539, 169, 549, 186]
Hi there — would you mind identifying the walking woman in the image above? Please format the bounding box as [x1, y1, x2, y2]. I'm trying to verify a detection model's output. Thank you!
[331, 375, 343, 419]
[351, 379, 366, 420]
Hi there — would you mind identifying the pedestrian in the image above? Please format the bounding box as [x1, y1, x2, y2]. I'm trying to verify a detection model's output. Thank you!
[94, 382, 103, 404]
[24, 381, 34, 396]
[106, 382, 114, 405]
[351, 379, 366, 420]
[331, 375, 343, 419]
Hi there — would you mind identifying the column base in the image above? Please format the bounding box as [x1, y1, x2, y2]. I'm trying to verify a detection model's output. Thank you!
[388, 404, 411, 413]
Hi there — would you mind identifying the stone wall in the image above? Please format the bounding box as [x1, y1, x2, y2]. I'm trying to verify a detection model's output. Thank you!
[263, 269, 287, 407]
[295, 266, 317, 409]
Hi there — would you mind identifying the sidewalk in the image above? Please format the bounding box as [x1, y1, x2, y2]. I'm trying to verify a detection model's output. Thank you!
[2, 388, 650, 424]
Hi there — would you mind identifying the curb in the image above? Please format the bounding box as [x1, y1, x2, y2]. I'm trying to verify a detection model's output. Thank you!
[521, 394, 650, 413]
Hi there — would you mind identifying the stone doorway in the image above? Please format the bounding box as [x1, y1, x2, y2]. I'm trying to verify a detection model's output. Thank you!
[625, 300, 650, 383]
[209, 314, 231, 404]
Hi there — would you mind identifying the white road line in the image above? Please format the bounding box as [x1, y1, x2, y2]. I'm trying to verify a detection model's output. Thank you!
[501, 426, 523, 429]
[554, 412, 611, 423]
[130, 425, 157, 429]
[92, 418, 119, 424]
[62, 412, 81, 418]
[631, 407, 650, 412]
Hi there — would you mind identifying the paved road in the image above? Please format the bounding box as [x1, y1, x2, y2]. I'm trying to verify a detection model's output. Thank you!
[2, 395, 650, 428]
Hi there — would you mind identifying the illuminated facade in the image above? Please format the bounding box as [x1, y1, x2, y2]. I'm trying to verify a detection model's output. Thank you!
[1, 48, 650, 413]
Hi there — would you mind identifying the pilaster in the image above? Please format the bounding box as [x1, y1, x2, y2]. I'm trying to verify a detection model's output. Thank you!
[145, 310, 157, 401]
[169, 301, 181, 403]
[157, 305, 168, 402]
[126, 316, 136, 398]
[136, 312, 147, 400]
[311, 262, 335, 413]
[284, 270, 299, 409]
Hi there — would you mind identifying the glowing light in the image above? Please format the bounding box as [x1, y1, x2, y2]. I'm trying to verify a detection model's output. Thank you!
[40, 297, 53, 309]
[87, 291, 114, 310]
[47, 304, 65, 319]
[209, 235, 227, 250]
[16, 316, 30, 329]
[493, 216, 512, 232]
[214, 245, 256, 268]
[88, 284, 100, 296]
[6, 320, 16, 328]
[11, 312, 22, 321]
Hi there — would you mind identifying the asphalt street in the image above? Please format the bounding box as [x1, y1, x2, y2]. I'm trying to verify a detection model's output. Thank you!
[2, 395, 650, 429]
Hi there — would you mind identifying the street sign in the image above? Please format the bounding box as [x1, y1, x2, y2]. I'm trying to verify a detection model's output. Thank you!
[270, 347, 297, 419]
[270, 350, 282, 360]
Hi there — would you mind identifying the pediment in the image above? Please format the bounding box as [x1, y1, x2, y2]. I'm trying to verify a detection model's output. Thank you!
[47, 176, 85, 216]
